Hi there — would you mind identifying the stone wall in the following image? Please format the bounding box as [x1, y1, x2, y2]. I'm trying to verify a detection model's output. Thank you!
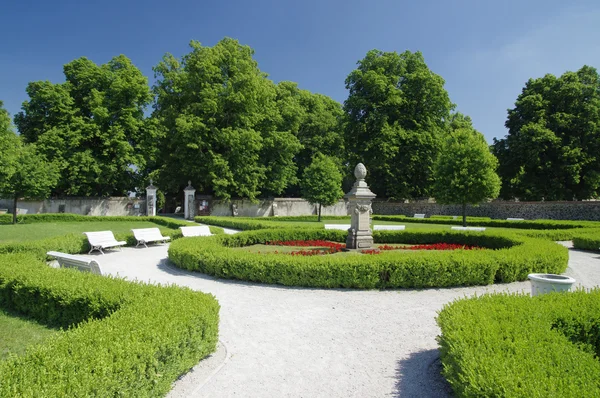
[201, 198, 349, 217]
[0, 197, 145, 216]
[4, 196, 600, 221]
[372, 200, 600, 221]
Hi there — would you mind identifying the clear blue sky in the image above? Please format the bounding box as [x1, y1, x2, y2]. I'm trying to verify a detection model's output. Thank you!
[1, 0, 599, 143]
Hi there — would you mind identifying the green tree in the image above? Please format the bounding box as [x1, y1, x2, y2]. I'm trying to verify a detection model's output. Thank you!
[0, 143, 59, 224]
[0, 101, 20, 194]
[275, 82, 344, 195]
[344, 49, 454, 199]
[432, 122, 501, 227]
[300, 154, 344, 222]
[153, 38, 302, 200]
[493, 66, 600, 200]
[14, 55, 159, 196]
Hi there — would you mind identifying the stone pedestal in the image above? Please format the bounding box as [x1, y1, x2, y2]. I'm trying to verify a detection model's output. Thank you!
[345, 163, 376, 250]
[146, 180, 157, 217]
[184, 181, 196, 220]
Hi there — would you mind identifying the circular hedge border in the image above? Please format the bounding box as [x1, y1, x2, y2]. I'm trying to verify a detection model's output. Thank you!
[168, 228, 568, 289]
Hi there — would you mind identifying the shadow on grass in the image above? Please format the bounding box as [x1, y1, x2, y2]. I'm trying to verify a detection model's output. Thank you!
[393, 348, 453, 397]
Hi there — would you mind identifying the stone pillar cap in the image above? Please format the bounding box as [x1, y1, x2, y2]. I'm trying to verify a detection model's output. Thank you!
[146, 178, 157, 191]
[184, 180, 195, 191]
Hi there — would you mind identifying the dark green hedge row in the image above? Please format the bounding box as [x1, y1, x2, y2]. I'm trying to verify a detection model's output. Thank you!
[0, 253, 220, 396]
[168, 229, 568, 288]
[573, 233, 600, 251]
[266, 215, 350, 222]
[429, 215, 492, 221]
[437, 290, 600, 397]
[194, 216, 324, 231]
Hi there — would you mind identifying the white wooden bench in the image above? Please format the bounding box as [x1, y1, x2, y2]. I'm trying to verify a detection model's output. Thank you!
[451, 226, 486, 232]
[47, 251, 101, 274]
[180, 225, 212, 237]
[84, 231, 127, 254]
[413, 214, 425, 218]
[324, 224, 350, 230]
[506, 218, 525, 221]
[132, 227, 171, 248]
[374, 225, 406, 230]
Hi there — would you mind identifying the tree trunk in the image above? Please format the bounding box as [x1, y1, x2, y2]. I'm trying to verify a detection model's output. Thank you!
[462, 202, 467, 227]
[318, 203, 322, 222]
[12, 196, 18, 225]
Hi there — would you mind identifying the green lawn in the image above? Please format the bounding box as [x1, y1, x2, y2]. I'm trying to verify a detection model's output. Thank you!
[0, 221, 176, 244]
[0, 309, 60, 360]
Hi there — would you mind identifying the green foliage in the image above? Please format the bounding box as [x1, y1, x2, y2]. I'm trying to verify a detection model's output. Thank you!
[0, 253, 219, 396]
[14, 55, 159, 196]
[153, 38, 302, 199]
[493, 65, 600, 200]
[0, 101, 20, 195]
[300, 154, 344, 221]
[344, 49, 454, 199]
[437, 290, 600, 397]
[373, 215, 599, 231]
[432, 123, 501, 225]
[0, 143, 59, 224]
[275, 82, 344, 195]
[169, 229, 567, 288]
[573, 233, 600, 251]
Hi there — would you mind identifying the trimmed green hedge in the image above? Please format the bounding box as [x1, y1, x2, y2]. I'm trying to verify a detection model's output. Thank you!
[437, 290, 600, 397]
[194, 216, 323, 231]
[0, 253, 219, 396]
[168, 229, 568, 288]
[373, 215, 600, 230]
[573, 233, 600, 251]
[429, 215, 492, 221]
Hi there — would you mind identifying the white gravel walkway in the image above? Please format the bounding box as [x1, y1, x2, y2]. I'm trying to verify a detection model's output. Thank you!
[84, 240, 600, 398]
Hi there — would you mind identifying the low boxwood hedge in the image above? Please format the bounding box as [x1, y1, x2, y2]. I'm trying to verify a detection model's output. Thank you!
[0, 252, 219, 396]
[168, 228, 568, 289]
[573, 233, 600, 251]
[437, 290, 600, 397]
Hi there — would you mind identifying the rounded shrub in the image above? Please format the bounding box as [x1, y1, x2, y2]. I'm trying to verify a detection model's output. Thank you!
[168, 228, 568, 289]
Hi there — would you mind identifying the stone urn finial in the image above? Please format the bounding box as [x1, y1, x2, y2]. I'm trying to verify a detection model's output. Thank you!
[354, 163, 367, 181]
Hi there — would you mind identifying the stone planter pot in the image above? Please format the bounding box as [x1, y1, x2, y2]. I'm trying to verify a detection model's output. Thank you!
[528, 273, 576, 296]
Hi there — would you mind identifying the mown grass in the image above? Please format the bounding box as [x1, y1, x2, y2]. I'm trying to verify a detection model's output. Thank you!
[0, 308, 60, 360]
[0, 221, 177, 244]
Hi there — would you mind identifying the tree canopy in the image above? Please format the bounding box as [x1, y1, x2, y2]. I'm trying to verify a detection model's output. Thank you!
[493, 65, 600, 200]
[0, 101, 20, 194]
[14, 55, 158, 196]
[300, 154, 344, 221]
[433, 116, 501, 226]
[152, 38, 302, 200]
[343, 49, 454, 199]
[274, 82, 344, 196]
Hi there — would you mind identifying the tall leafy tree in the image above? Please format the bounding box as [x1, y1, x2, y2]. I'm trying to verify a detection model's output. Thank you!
[14, 55, 159, 196]
[0, 101, 20, 194]
[300, 154, 344, 222]
[433, 119, 501, 227]
[153, 38, 301, 200]
[1, 145, 58, 224]
[275, 82, 344, 195]
[344, 49, 454, 199]
[493, 66, 600, 200]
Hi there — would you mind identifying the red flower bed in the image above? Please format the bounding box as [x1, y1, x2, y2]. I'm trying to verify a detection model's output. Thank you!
[266, 240, 345, 256]
[362, 243, 482, 254]
[264, 240, 482, 256]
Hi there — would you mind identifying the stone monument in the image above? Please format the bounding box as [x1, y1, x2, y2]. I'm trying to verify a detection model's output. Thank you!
[345, 163, 376, 250]
[184, 181, 196, 220]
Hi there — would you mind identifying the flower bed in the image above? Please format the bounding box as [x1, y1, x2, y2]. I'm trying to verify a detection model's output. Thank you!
[169, 228, 568, 288]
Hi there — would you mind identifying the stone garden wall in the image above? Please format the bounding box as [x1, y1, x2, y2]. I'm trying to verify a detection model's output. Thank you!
[4, 196, 600, 221]
[0, 197, 145, 216]
[371, 200, 600, 221]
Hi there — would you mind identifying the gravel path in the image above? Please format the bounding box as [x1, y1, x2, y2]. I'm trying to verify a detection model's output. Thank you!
[86, 240, 599, 398]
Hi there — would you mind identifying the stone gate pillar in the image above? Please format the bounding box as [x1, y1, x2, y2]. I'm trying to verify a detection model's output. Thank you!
[345, 163, 376, 250]
[146, 180, 157, 216]
[184, 181, 196, 220]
